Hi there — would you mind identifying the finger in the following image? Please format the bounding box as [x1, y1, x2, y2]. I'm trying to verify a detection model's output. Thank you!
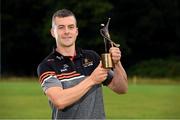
[103, 73, 108, 80]
[99, 73, 108, 79]
[112, 54, 121, 58]
[111, 53, 121, 59]
[109, 47, 115, 53]
[101, 69, 108, 74]
[112, 53, 121, 57]
[110, 46, 119, 50]
[109, 47, 121, 54]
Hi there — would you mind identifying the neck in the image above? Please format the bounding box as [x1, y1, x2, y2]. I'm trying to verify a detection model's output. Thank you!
[56, 45, 76, 57]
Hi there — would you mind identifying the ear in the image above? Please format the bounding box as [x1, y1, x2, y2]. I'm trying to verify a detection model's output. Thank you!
[50, 28, 55, 38]
[76, 27, 79, 36]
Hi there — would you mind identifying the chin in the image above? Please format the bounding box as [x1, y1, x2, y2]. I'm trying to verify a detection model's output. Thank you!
[64, 43, 74, 47]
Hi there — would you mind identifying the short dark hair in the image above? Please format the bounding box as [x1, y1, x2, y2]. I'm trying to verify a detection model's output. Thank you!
[52, 9, 77, 27]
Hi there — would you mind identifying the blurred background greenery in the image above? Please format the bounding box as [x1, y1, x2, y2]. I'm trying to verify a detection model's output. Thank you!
[2, 0, 180, 78]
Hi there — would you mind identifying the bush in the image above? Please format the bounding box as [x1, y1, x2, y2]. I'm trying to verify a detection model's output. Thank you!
[128, 58, 180, 78]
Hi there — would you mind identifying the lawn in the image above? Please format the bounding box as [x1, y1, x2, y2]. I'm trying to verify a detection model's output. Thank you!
[0, 77, 180, 119]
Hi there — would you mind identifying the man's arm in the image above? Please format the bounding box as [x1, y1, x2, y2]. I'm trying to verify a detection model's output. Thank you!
[107, 47, 128, 94]
[45, 77, 94, 110]
[45, 62, 108, 110]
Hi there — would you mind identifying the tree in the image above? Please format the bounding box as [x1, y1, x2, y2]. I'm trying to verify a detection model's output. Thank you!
[2, 0, 180, 76]
[1, 0, 113, 76]
[2, 0, 53, 75]
[109, 0, 180, 66]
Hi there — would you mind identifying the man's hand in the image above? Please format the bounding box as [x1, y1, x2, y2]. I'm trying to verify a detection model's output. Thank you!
[109, 47, 121, 65]
[90, 61, 108, 84]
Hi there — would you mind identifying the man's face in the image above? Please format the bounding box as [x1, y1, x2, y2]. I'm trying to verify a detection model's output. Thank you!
[51, 16, 78, 48]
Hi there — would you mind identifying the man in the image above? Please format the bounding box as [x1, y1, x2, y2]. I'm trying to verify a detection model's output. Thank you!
[37, 9, 128, 119]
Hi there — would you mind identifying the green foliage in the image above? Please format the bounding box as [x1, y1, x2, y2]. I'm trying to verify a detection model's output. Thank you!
[41, 0, 113, 51]
[128, 58, 180, 78]
[2, 0, 180, 75]
[111, 0, 180, 59]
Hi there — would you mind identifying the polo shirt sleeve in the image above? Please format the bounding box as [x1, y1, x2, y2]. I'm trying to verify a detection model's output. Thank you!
[37, 62, 63, 92]
[102, 69, 114, 86]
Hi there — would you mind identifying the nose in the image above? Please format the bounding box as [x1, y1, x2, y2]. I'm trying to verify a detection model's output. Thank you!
[64, 27, 70, 34]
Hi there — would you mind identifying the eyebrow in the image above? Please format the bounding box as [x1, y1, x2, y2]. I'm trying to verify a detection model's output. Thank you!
[57, 24, 75, 27]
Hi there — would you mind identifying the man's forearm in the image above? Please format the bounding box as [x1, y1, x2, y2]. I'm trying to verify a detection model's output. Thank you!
[46, 77, 95, 110]
[108, 62, 128, 94]
[114, 62, 127, 81]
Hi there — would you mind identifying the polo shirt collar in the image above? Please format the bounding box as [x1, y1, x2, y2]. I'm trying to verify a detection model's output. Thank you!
[52, 46, 84, 60]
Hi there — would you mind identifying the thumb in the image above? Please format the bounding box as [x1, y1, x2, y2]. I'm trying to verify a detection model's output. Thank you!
[98, 61, 102, 67]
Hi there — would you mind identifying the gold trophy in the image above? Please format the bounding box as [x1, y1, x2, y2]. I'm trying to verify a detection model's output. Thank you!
[100, 18, 120, 69]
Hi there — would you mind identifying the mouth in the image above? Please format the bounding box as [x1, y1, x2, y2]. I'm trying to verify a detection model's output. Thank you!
[63, 36, 72, 39]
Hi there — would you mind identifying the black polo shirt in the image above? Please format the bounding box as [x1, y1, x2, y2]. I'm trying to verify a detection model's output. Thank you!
[37, 47, 113, 119]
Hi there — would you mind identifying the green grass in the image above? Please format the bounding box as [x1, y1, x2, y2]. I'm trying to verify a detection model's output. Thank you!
[0, 78, 51, 119]
[0, 77, 180, 119]
[104, 84, 180, 119]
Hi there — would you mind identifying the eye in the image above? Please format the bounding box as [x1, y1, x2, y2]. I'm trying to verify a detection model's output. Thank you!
[68, 25, 75, 30]
[58, 26, 64, 29]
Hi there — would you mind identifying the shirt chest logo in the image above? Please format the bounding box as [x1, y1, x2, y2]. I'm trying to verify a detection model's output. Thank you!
[60, 64, 69, 72]
[83, 58, 93, 67]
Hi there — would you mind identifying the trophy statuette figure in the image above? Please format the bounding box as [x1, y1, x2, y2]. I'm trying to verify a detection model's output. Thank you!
[100, 18, 120, 69]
